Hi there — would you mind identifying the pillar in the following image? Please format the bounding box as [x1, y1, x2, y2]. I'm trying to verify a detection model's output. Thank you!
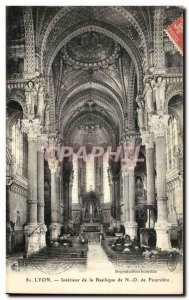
[37, 135, 47, 249]
[127, 166, 138, 239]
[112, 178, 117, 228]
[59, 175, 63, 223]
[49, 159, 61, 241]
[142, 131, 156, 228]
[68, 171, 73, 228]
[122, 167, 130, 234]
[22, 119, 41, 255]
[150, 115, 171, 250]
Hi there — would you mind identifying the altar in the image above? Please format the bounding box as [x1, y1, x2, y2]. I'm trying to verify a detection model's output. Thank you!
[82, 191, 101, 223]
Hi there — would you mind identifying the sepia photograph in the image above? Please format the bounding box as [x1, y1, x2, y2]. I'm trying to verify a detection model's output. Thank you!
[5, 5, 184, 295]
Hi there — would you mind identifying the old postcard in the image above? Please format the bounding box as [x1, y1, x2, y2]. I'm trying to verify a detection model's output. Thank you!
[6, 6, 184, 295]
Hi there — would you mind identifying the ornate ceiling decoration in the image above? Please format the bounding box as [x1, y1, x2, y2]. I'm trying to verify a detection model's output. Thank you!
[61, 31, 120, 70]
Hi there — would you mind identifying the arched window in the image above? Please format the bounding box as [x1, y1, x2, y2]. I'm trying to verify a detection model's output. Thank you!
[7, 100, 27, 177]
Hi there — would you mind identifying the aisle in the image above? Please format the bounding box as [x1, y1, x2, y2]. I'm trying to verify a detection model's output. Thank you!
[87, 244, 114, 271]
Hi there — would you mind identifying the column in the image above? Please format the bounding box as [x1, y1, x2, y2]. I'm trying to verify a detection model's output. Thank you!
[150, 115, 171, 250]
[107, 168, 114, 228]
[142, 131, 156, 228]
[108, 168, 116, 228]
[59, 175, 63, 223]
[48, 159, 61, 241]
[127, 166, 138, 239]
[68, 172, 73, 228]
[112, 177, 117, 228]
[37, 135, 47, 249]
[122, 167, 130, 234]
[22, 119, 41, 255]
[72, 155, 79, 204]
[56, 171, 61, 224]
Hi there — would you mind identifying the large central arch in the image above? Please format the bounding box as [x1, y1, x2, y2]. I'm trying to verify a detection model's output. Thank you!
[44, 23, 143, 92]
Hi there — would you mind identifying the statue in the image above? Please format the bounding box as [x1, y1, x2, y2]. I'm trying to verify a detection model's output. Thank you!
[37, 86, 45, 118]
[137, 106, 144, 129]
[145, 82, 154, 113]
[94, 207, 98, 219]
[154, 77, 166, 113]
[85, 207, 89, 219]
[44, 100, 50, 131]
[25, 81, 36, 119]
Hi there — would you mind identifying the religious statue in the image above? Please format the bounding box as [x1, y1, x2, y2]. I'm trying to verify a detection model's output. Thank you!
[85, 207, 89, 219]
[145, 82, 154, 113]
[94, 207, 98, 219]
[37, 85, 45, 118]
[137, 106, 144, 129]
[44, 100, 50, 131]
[25, 81, 36, 119]
[154, 77, 166, 114]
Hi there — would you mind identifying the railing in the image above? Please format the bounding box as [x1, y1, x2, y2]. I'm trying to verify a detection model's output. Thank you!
[6, 78, 25, 90]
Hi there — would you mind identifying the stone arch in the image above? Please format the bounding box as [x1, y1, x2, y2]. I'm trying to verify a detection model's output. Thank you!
[7, 110, 23, 138]
[59, 92, 124, 132]
[111, 7, 148, 67]
[59, 68, 123, 102]
[39, 7, 148, 73]
[63, 110, 117, 146]
[165, 84, 183, 112]
[7, 95, 27, 117]
[44, 24, 143, 92]
[59, 80, 123, 111]
[168, 106, 182, 133]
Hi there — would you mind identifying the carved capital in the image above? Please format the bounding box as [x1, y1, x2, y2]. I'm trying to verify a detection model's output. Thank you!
[141, 131, 154, 149]
[149, 114, 169, 137]
[37, 134, 48, 152]
[121, 133, 141, 150]
[22, 119, 41, 141]
[24, 224, 40, 236]
[39, 224, 47, 234]
[121, 164, 129, 176]
[48, 158, 59, 173]
[49, 223, 61, 231]
[127, 164, 136, 171]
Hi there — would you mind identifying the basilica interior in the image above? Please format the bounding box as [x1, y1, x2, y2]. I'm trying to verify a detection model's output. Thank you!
[6, 6, 183, 258]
